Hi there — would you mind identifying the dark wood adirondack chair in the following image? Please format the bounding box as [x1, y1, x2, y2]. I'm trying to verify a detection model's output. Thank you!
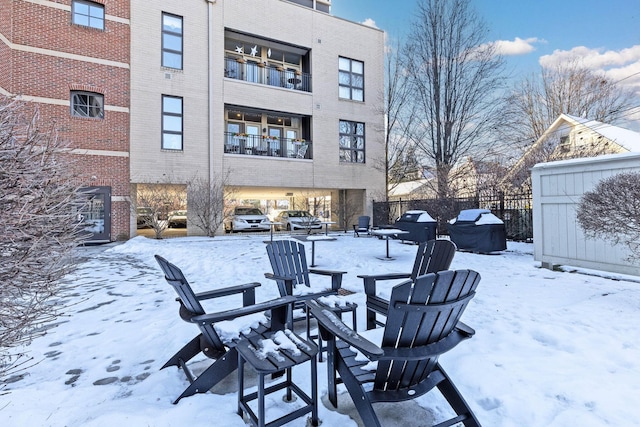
[308, 269, 482, 427]
[352, 215, 371, 237]
[155, 255, 295, 404]
[359, 239, 457, 329]
[265, 240, 346, 311]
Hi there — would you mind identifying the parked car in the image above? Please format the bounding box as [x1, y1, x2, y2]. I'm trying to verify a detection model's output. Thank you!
[167, 210, 187, 228]
[274, 210, 322, 231]
[224, 207, 270, 233]
[136, 207, 154, 228]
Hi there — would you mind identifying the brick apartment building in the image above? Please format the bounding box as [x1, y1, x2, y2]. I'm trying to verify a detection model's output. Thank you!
[2, 0, 385, 239]
[1, 0, 131, 242]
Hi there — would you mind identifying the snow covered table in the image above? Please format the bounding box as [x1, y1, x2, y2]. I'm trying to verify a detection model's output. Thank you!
[236, 328, 319, 427]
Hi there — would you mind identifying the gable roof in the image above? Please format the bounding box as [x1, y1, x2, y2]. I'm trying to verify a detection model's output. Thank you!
[502, 114, 640, 188]
[561, 114, 640, 152]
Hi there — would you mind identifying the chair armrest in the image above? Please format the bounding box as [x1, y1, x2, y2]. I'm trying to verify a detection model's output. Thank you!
[455, 321, 476, 337]
[309, 269, 346, 291]
[307, 300, 383, 359]
[191, 295, 296, 324]
[358, 273, 411, 296]
[195, 282, 261, 306]
[264, 272, 295, 297]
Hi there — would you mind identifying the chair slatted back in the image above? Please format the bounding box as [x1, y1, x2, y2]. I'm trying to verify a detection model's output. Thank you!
[375, 270, 480, 392]
[410, 239, 457, 281]
[266, 240, 311, 296]
[356, 216, 370, 231]
[155, 255, 226, 352]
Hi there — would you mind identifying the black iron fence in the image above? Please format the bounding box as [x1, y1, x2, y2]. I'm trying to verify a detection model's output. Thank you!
[224, 57, 311, 93]
[373, 192, 533, 241]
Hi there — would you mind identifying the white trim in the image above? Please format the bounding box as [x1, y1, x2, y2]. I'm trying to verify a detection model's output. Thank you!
[0, 32, 129, 69]
[0, 88, 129, 113]
[70, 149, 129, 157]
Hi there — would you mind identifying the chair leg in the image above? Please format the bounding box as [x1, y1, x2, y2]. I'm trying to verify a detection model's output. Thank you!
[335, 354, 381, 427]
[435, 364, 482, 427]
[173, 348, 238, 404]
[161, 334, 202, 370]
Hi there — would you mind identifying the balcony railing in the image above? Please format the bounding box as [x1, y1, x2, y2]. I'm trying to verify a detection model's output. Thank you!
[224, 133, 312, 159]
[224, 57, 311, 93]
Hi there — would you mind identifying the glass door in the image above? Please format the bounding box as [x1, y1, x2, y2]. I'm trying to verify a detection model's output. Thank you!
[79, 186, 111, 242]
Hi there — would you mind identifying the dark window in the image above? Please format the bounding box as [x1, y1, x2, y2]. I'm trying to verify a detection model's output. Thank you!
[339, 57, 364, 101]
[71, 91, 104, 119]
[72, 0, 104, 30]
[162, 95, 183, 150]
[339, 120, 365, 163]
[162, 13, 183, 69]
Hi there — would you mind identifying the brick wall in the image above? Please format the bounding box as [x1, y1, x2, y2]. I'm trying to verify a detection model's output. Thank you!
[2, 0, 132, 240]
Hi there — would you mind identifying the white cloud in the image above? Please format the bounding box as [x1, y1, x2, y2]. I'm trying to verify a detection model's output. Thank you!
[361, 18, 378, 29]
[491, 37, 545, 56]
[539, 45, 640, 90]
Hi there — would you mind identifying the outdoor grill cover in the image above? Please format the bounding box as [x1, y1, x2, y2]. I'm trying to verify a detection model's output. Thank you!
[447, 209, 507, 253]
[394, 210, 437, 243]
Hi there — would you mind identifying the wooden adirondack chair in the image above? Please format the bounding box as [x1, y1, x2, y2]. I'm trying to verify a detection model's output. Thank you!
[155, 255, 295, 403]
[359, 239, 457, 329]
[352, 215, 371, 237]
[265, 240, 346, 310]
[308, 269, 482, 427]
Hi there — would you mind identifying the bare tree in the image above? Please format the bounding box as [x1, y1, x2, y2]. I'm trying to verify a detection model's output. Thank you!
[0, 96, 86, 377]
[188, 171, 235, 237]
[377, 39, 421, 194]
[404, 0, 505, 199]
[577, 172, 640, 261]
[499, 59, 638, 161]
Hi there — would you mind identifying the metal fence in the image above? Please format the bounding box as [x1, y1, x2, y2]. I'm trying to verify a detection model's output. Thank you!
[373, 192, 533, 241]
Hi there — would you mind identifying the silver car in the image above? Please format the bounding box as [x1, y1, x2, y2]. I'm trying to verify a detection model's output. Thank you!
[274, 210, 322, 231]
[224, 207, 270, 233]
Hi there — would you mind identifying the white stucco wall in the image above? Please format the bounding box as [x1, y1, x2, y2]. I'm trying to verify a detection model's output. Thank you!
[532, 152, 640, 276]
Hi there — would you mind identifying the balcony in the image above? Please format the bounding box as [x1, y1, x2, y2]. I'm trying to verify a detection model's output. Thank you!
[224, 133, 312, 159]
[224, 57, 311, 93]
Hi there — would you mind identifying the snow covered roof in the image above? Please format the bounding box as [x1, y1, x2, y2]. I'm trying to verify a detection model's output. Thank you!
[388, 179, 430, 197]
[562, 114, 640, 152]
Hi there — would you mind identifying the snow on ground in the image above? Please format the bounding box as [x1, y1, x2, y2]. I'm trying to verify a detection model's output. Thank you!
[1, 233, 639, 426]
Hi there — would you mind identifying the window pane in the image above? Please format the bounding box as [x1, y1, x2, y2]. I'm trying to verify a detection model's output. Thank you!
[163, 14, 183, 33]
[163, 97, 182, 114]
[352, 60, 363, 74]
[352, 90, 364, 102]
[338, 57, 351, 71]
[75, 3, 89, 14]
[163, 116, 182, 132]
[352, 74, 364, 89]
[339, 71, 351, 85]
[162, 53, 181, 69]
[339, 86, 351, 99]
[163, 133, 182, 150]
[355, 123, 365, 135]
[74, 14, 89, 26]
[163, 34, 182, 51]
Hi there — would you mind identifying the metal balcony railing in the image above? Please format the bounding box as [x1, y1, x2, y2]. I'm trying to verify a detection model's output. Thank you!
[224, 57, 311, 93]
[224, 133, 312, 159]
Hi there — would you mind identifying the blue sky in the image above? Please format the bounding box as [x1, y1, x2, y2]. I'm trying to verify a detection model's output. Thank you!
[331, 0, 640, 85]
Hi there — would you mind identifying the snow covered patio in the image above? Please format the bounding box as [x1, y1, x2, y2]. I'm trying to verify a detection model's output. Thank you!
[1, 234, 639, 426]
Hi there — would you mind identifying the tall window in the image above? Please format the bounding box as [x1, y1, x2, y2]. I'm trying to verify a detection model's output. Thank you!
[71, 91, 104, 119]
[338, 57, 364, 101]
[72, 0, 104, 30]
[162, 95, 183, 150]
[339, 120, 365, 163]
[162, 13, 183, 69]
